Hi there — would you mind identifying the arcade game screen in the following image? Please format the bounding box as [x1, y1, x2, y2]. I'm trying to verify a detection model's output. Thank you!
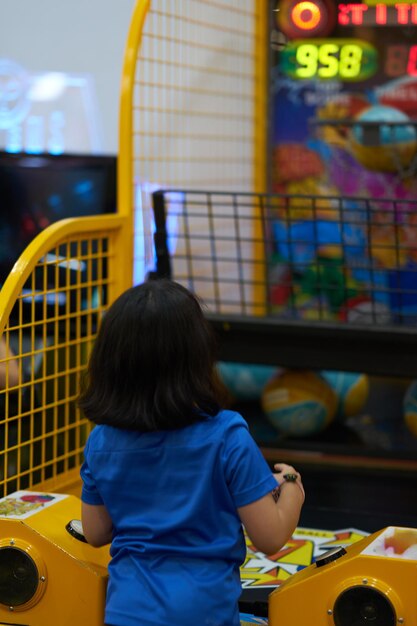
[0, 152, 116, 319]
[0, 152, 116, 286]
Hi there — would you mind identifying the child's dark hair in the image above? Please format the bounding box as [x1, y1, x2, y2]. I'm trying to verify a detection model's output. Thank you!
[78, 279, 224, 431]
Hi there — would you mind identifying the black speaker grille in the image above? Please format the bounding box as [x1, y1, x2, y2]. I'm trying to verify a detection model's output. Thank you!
[0, 546, 39, 607]
[334, 585, 396, 626]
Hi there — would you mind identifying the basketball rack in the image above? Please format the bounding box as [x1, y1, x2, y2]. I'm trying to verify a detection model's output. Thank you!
[152, 189, 417, 378]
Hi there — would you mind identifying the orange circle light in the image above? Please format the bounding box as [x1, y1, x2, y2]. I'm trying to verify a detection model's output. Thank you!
[291, 1, 322, 30]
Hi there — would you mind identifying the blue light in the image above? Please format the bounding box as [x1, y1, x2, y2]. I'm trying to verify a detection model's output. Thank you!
[48, 144, 64, 155]
[48, 110, 65, 154]
[25, 116, 44, 154]
[5, 125, 23, 153]
[5, 143, 21, 154]
[47, 194, 62, 208]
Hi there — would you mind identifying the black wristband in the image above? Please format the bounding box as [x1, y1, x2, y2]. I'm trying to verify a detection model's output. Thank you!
[283, 473, 298, 482]
[272, 472, 301, 503]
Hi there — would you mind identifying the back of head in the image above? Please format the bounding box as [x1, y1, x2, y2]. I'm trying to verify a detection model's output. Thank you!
[78, 279, 222, 430]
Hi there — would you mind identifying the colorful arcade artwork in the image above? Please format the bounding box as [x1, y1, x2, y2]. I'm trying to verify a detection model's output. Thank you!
[241, 526, 367, 588]
[268, 0, 417, 324]
[0, 490, 68, 519]
[361, 526, 417, 559]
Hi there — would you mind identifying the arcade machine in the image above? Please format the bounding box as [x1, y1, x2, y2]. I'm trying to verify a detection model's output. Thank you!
[254, 0, 417, 454]
[0, 2, 416, 625]
[0, 489, 416, 625]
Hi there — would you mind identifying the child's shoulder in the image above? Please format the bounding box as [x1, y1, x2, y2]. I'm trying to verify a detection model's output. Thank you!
[86, 423, 134, 448]
[206, 409, 249, 433]
[85, 412, 249, 448]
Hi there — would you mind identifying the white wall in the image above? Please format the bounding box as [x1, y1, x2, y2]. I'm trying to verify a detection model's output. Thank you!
[0, 0, 136, 154]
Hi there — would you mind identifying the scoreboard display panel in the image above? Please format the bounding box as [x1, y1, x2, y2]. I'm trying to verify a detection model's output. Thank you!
[269, 0, 417, 197]
[267, 0, 417, 326]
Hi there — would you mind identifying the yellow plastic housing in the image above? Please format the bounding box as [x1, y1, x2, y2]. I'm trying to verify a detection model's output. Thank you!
[269, 526, 417, 626]
[0, 494, 109, 625]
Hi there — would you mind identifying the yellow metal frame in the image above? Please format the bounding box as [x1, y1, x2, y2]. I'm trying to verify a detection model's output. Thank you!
[254, 0, 268, 194]
[253, 0, 269, 311]
[0, 215, 132, 497]
[0, 215, 129, 333]
[118, 0, 150, 204]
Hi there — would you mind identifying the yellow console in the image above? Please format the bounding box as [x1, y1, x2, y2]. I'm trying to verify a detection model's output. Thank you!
[0, 491, 109, 626]
[1, 492, 415, 626]
[269, 526, 417, 626]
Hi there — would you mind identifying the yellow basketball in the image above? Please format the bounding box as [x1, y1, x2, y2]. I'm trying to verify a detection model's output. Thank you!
[261, 370, 337, 437]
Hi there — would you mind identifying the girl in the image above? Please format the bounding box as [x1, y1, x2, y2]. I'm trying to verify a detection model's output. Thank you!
[79, 279, 305, 626]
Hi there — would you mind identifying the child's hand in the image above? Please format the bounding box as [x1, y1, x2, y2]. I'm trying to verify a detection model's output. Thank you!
[273, 463, 305, 502]
[273, 462, 299, 484]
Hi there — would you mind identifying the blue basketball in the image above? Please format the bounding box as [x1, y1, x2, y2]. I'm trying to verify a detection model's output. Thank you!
[217, 361, 280, 402]
[321, 371, 369, 420]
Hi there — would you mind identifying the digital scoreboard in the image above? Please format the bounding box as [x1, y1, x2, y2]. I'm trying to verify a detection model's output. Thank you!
[281, 40, 417, 79]
[268, 0, 417, 322]
[269, 0, 417, 186]
[275, 1, 417, 79]
[280, 39, 378, 80]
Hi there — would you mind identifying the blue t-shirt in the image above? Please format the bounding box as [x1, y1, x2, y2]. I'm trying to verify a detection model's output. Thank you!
[81, 409, 277, 626]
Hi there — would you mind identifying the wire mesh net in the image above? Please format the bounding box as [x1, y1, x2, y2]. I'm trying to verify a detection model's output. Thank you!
[126, 0, 263, 283]
[133, 1, 257, 189]
[0, 230, 114, 498]
[152, 189, 417, 326]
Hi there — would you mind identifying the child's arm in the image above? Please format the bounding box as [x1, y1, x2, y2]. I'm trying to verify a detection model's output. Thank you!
[81, 502, 113, 547]
[237, 463, 305, 556]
